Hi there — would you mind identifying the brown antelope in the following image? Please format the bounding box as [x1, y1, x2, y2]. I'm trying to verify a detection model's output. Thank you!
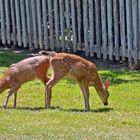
[0, 55, 50, 108]
[40, 51, 111, 111]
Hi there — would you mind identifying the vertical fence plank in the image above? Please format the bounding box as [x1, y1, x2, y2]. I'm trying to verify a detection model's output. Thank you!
[139, 0, 140, 53]
[113, 0, 119, 60]
[25, 0, 33, 50]
[83, 0, 89, 56]
[101, 0, 107, 59]
[48, 0, 54, 50]
[126, 0, 133, 67]
[59, 0, 65, 51]
[54, 0, 60, 50]
[132, 0, 139, 64]
[71, 0, 77, 52]
[5, 0, 11, 44]
[37, 0, 43, 49]
[88, 0, 94, 57]
[138, 1, 140, 52]
[65, 0, 71, 51]
[20, 0, 27, 47]
[42, 0, 49, 49]
[0, 0, 6, 45]
[119, 0, 126, 61]
[10, 0, 16, 46]
[95, 0, 101, 58]
[31, 0, 38, 49]
[76, 0, 82, 50]
[107, 0, 113, 60]
[15, 0, 22, 46]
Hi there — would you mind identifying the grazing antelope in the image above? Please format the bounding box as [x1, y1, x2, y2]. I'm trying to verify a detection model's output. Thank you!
[40, 51, 111, 111]
[0, 55, 50, 108]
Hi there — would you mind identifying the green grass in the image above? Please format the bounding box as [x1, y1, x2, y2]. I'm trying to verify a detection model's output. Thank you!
[0, 50, 140, 140]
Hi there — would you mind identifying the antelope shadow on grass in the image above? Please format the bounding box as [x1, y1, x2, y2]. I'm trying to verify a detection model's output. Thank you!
[1, 106, 114, 113]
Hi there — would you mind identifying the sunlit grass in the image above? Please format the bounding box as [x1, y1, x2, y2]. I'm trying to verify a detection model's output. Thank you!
[0, 51, 140, 140]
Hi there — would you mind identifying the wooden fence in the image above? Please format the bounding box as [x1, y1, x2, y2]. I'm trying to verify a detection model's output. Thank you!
[0, 0, 140, 67]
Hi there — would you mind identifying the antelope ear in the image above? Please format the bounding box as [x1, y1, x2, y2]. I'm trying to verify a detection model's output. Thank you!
[104, 78, 111, 89]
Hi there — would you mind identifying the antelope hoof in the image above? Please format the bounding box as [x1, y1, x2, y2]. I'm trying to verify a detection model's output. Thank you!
[3, 105, 7, 109]
[85, 108, 90, 112]
[13, 105, 16, 108]
[45, 105, 51, 109]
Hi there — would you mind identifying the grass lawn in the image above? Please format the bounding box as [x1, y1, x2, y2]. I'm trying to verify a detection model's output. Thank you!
[0, 50, 140, 140]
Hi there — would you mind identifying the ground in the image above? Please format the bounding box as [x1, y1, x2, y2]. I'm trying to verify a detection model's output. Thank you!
[0, 46, 140, 140]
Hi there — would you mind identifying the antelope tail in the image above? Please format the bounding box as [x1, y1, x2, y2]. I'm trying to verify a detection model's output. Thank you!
[39, 50, 56, 57]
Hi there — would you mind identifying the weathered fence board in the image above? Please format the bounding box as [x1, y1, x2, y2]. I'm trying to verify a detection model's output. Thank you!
[107, 0, 113, 60]
[25, 0, 33, 50]
[59, 0, 65, 51]
[31, 0, 38, 49]
[95, 0, 101, 58]
[48, 0, 54, 50]
[10, 0, 16, 46]
[37, 0, 43, 49]
[54, 0, 60, 50]
[113, 0, 119, 60]
[76, 0, 82, 50]
[88, 0, 94, 57]
[132, 0, 139, 64]
[5, 0, 11, 44]
[71, 0, 77, 52]
[83, 0, 89, 56]
[15, 0, 22, 46]
[0, 0, 6, 45]
[119, 0, 126, 61]
[65, 0, 71, 51]
[20, 0, 27, 47]
[42, 0, 49, 49]
[126, 0, 133, 67]
[101, 0, 107, 59]
[0, 0, 140, 67]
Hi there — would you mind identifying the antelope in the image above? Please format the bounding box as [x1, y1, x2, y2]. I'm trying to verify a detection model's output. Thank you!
[40, 51, 111, 111]
[0, 55, 50, 108]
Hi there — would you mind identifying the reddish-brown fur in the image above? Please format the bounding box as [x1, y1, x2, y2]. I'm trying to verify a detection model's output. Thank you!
[0, 55, 50, 108]
[40, 51, 111, 111]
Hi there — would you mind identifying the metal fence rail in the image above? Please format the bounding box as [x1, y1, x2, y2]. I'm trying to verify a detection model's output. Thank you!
[0, 0, 140, 66]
